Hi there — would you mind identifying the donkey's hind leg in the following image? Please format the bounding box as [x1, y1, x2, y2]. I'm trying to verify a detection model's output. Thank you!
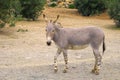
[62, 49, 68, 73]
[54, 48, 62, 72]
[92, 49, 102, 75]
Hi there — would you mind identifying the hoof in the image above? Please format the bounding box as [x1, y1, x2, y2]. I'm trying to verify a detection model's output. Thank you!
[91, 69, 95, 73]
[63, 69, 67, 73]
[94, 71, 99, 75]
[54, 68, 58, 73]
[91, 69, 99, 75]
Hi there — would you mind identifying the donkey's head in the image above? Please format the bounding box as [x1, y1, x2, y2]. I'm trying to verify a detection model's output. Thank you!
[43, 14, 61, 46]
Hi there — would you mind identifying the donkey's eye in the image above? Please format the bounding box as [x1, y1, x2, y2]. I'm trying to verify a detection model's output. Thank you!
[45, 29, 47, 31]
[52, 30, 55, 32]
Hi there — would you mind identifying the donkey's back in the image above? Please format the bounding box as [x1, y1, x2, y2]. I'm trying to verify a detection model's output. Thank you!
[61, 27, 105, 50]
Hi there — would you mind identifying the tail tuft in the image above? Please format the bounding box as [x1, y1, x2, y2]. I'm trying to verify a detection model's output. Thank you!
[103, 36, 106, 55]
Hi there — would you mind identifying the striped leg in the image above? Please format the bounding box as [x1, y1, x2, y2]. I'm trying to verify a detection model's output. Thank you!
[54, 48, 62, 72]
[92, 49, 102, 75]
[63, 49, 68, 73]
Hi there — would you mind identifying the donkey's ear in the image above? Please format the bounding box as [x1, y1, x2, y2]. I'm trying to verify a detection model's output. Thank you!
[43, 14, 48, 23]
[53, 15, 60, 23]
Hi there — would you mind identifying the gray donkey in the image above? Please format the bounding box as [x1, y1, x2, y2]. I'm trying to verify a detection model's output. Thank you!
[43, 14, 105, 75]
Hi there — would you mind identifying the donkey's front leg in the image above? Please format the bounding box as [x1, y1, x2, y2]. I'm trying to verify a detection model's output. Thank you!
[54, 48, 62, 72]
[63, 49, 68, 73]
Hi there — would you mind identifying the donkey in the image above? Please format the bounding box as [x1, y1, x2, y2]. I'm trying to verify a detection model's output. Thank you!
[43, 14, 105, 75]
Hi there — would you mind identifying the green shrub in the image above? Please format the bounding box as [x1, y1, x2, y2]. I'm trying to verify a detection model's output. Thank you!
[49, 2, 57, 7]
[51, 0, 58, 1]
[68, 4, 75, 9]
[0, 0, 22, 27]
[17, 28, 28, 32]
[20, 0, 46, 21]
[0, 23, 5, 28]
[0, 0, 46, 28]
[107, 0, 120, 27]
[74, 0, 106, 16]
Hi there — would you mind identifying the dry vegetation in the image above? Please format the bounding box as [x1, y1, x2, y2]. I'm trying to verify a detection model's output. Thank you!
[0, 8, 120, 80]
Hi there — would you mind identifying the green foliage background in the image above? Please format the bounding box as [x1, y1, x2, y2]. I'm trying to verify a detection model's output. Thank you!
[0, 0, 46, 28]
[0, 0, 22, 27]
[20, 0, 46, 21]
[107, 0, 120, 27]
[74, 0, 106, 16]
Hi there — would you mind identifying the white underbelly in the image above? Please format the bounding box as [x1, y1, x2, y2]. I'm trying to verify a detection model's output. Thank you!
[68, 45, 88, 50]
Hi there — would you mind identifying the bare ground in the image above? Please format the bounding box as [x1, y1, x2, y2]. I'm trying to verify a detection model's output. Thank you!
[0, 8, 120, 80]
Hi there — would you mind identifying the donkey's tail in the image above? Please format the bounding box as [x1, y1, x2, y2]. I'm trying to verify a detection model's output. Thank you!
[102, 36, 106, 55]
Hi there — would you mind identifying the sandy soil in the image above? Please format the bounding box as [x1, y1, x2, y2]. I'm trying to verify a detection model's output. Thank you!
[0, 8, 120, 80]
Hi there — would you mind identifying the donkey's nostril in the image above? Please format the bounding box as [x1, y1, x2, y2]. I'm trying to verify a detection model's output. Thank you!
[47, 41, 51, 46]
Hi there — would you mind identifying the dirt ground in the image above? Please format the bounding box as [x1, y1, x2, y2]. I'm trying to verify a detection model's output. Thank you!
[0, 8, 120, 80]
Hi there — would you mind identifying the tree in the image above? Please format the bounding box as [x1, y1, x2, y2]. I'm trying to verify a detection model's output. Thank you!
[20, 0, 46, 21]
[107, 0, 120, 27]
[0, 0, 46, 28]
[0, 0, 22, 28]
[74, 0, 106, 16]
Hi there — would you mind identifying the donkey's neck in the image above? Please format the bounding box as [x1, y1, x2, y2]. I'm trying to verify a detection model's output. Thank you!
[53, 30, 60, 42]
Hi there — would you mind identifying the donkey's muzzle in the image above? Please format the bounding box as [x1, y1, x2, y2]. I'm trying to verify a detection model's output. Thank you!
[47, 41, 51, 46]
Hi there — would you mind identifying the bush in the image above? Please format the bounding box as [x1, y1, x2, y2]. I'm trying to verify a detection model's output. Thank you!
[0, 0, 22, 28]
[0, 0, 46, 28]
[51, 0, 58, 1]
[74, 0, 106, 16]
[20, 0, 46, 21]
[107, 0, 120, 27]
[49, 2, 57, 7]
[68, 4, 75, 9]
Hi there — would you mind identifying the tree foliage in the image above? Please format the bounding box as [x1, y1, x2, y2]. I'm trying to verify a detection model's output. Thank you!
[0, 0, 46, 28]
[74, 0, 106, 16]
[107, 0, 120, 27]
[20, 0, 46, 21]
[0, 0, 22, 28]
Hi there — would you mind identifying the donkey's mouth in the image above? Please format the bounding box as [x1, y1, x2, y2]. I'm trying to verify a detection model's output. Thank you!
[46, 41, 51, 46]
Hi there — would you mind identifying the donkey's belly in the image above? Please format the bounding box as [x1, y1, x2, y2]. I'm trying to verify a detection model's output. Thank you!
[68, 45, 88, 50]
